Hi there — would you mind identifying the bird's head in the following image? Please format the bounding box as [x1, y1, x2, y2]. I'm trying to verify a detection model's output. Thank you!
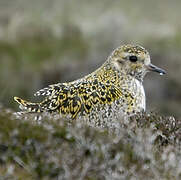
[109, 44, 166, 81]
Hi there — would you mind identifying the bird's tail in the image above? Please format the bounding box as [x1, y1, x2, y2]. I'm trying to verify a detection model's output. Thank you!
[14, 97, 42, 113]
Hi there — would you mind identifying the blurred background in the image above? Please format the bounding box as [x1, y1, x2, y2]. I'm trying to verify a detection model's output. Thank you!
[0, 0, 180, 117]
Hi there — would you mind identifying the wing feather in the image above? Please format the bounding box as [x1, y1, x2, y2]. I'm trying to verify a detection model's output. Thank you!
[34, 83, 67, 97]
[35, 79, 123, 119]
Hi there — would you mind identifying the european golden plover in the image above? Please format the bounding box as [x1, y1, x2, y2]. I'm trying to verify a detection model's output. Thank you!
[14, 44, 166, 127]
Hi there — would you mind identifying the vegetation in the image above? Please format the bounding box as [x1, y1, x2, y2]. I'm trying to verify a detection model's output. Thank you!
[0, 108, 180, 179]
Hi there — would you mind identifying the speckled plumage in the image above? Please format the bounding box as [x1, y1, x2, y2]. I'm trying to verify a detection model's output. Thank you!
[14, 44, 166, 127]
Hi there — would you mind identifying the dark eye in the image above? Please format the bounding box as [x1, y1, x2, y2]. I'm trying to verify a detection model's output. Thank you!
[129, 56, 138, 62]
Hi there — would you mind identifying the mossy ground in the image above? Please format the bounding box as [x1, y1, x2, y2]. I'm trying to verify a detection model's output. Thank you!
[0, 107, 180, 179]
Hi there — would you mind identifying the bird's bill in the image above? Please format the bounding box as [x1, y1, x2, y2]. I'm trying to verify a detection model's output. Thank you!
[147, 64, 166, 75]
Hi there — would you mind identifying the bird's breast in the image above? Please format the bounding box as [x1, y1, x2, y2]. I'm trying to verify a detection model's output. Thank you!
[115, 77, 146, 115]
[131, 78, 146, 112]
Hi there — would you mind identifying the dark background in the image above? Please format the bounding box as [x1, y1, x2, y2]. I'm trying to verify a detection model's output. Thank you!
[0, 0, 181, 117]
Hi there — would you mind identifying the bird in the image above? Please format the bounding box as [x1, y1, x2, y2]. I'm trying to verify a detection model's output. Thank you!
[14, 44, 166, 127]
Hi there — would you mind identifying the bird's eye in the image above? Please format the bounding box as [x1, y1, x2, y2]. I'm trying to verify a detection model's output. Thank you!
[129, 56, 138, 62]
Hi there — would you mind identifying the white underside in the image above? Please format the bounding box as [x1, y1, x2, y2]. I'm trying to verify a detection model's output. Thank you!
[135, 78, 146, 111]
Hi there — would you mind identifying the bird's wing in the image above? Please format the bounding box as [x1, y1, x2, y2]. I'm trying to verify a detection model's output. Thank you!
[34, 83, 68, 97]
[74, 79, 123, 115]
[36, 80, 123, 119]
[39, 83, 81, 117]
[37, 83, 71, 111]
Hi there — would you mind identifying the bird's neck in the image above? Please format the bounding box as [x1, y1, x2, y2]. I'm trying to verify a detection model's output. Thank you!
[86, 61, 130, 86]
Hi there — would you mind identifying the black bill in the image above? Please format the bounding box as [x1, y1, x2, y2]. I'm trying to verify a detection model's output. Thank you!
[147, 64, 166, 75]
